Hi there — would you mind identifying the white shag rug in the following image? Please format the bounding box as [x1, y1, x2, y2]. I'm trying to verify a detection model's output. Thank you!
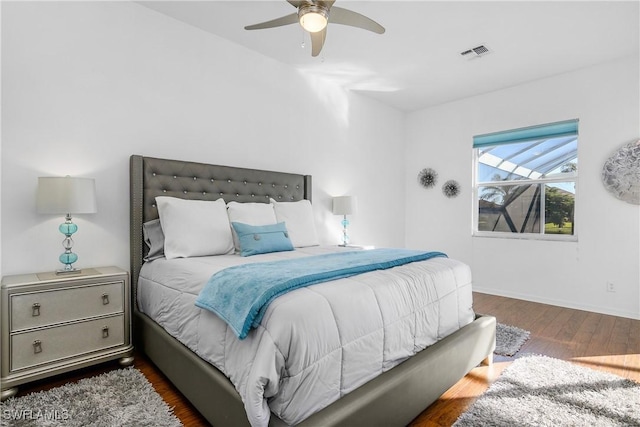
[0, 367, 182, 427]
[495, 323, 530, 356]
[454, 354, 640, 426]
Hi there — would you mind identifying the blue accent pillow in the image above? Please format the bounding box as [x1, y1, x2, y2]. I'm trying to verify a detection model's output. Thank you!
[231, 222, 294, 257]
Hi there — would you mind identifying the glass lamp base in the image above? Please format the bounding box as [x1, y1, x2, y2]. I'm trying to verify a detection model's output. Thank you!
[57, 215, 81, 274]
[340, 216, 350, 246]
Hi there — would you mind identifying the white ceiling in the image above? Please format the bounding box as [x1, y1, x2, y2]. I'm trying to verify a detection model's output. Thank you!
[138, 1, 639, 112]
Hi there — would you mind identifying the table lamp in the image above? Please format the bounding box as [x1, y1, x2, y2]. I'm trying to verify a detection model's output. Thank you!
[36, 176, 97, 274]
[332, 195, 357, 246]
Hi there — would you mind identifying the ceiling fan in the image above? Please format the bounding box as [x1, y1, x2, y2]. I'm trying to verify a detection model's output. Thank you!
[244, 0, 385, 57]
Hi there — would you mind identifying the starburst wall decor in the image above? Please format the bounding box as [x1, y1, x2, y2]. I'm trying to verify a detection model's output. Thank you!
[418, 168, 438, 189]
[442, 180, 460, 198]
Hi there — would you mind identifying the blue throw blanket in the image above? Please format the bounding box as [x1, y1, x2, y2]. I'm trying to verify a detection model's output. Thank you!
[195, 248, 447, 339]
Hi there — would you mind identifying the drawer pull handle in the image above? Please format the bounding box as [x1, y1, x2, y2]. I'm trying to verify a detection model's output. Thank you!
[101, 294, 109, 305]
[32, 303, 41, 317]
[33, 340, 42, 354]
[102, 326, 109, 338]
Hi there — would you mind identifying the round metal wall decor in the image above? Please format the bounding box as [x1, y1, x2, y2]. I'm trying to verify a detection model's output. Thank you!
[442, 180, 460, 198]
[601, 139, 640, 205]
[418, 168, 438, 189]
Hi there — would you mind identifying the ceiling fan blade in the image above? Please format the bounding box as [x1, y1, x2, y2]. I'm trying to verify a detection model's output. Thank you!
[245, 13, 298, 30]
[287, 0, 307, 7]
[319, 0, 336, 8]
[310, 27, 327, 57]
[329, 6, 385, 34]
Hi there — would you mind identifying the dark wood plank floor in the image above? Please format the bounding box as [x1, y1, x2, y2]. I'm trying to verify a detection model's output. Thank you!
[12, 292, 640, 426]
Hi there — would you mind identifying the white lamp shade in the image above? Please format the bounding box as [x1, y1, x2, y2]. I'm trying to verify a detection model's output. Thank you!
[332, 196, 357, 216]
[37, 176, 97, 214]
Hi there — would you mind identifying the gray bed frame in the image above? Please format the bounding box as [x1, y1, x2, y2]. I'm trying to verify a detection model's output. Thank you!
[129, 154, 496, 426]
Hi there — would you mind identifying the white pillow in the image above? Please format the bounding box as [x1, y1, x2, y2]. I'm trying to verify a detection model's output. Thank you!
[270, 198, 319, 247]
[155, 197, 234, 259]
[226, 202, 278, 250]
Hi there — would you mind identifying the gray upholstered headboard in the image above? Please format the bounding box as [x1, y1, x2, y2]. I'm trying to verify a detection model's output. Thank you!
[129, 155, 312, 298]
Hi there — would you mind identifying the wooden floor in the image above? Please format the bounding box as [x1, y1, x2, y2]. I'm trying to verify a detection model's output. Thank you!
[12, 292, 640, 426]
[410, 292, 640, 427]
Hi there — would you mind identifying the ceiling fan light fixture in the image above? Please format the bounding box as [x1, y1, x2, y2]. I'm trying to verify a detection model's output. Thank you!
[298, 5, 328, 33]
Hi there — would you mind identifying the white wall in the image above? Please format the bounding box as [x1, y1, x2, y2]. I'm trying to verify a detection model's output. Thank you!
[405, 56, 640, 319]
[1, 1, 405, 276]
[3, 2, 637, 321]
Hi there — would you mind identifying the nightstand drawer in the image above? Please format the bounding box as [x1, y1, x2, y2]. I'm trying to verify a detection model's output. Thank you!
[10, 314, 125, 372]
[10, 282, 124, 331]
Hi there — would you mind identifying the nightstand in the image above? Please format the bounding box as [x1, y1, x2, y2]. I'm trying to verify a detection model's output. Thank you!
[1, 266, 134, 400]
[338, 244, 375, 250]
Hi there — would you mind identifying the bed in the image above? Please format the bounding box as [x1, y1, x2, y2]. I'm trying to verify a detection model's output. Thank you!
[129, 154, 496, 427]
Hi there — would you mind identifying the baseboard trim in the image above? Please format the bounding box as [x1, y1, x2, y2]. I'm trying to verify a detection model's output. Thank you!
[473, 287, 640, 320]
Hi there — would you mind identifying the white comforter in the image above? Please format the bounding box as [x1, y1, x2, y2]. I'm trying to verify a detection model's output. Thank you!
[137, 246, 475, 426]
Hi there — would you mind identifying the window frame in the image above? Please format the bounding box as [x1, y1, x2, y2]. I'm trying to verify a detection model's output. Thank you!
[472, 121, 578, 242]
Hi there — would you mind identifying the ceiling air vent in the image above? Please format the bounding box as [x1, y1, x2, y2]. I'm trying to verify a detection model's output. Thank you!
[460, 45, 490, 59]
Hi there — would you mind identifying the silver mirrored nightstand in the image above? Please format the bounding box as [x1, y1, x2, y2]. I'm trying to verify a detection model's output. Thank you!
[1, 266, 133, 400]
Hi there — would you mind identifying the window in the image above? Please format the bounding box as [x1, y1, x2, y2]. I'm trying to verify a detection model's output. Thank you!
[473, 119, 578, 239]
